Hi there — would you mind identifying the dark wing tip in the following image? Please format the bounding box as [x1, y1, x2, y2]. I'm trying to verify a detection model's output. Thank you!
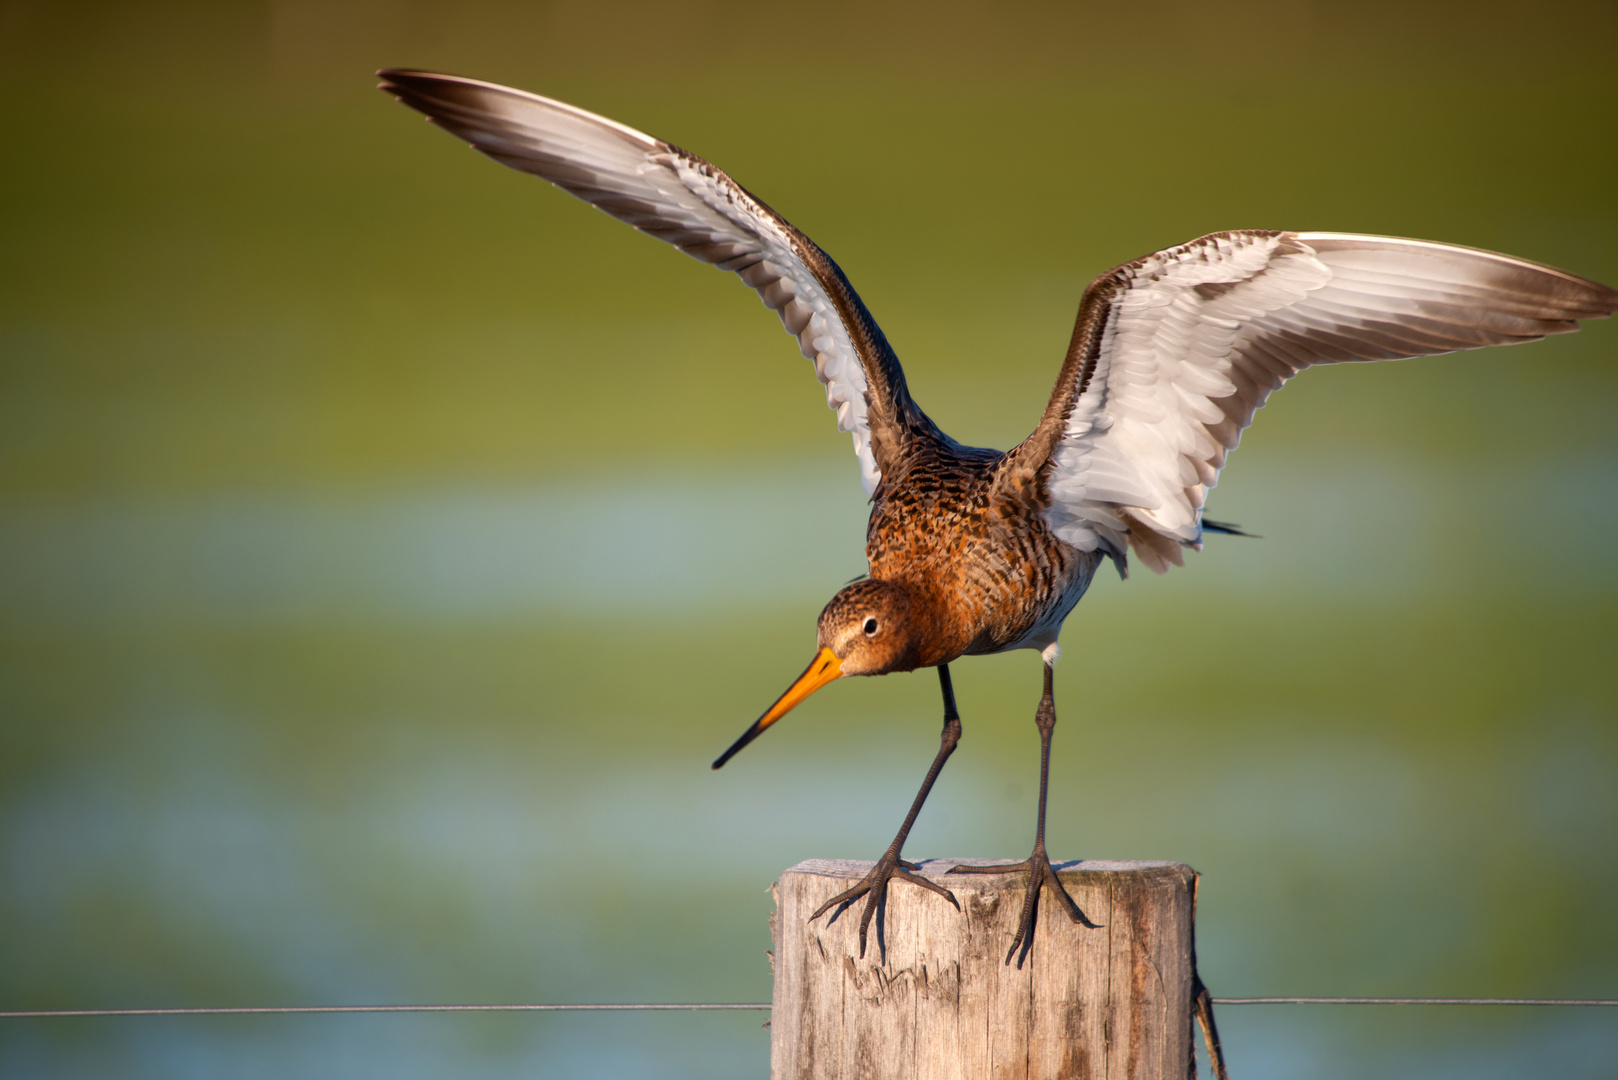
[376, 68, 442, 96]
[377, 67, 457, 87]
[1297, 231, 1618, 322]
[376, 69, 517, 112]
[1585, 278, 1618, 317]
[376, 69, 468, 122]
[376, 69, 485, 111]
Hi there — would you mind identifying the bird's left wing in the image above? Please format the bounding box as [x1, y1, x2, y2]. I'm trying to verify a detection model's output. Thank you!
[1003, 230, 1618, 574]
[379, 69, 931, 495]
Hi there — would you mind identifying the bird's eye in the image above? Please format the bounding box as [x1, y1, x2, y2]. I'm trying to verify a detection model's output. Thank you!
[863, 618, 879, 636]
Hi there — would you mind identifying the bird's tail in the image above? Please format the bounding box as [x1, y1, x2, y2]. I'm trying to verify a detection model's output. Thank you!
[1200, 518, 1261, 538]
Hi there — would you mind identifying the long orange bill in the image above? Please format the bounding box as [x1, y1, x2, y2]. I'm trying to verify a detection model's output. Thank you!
[712, 647, 843, 769]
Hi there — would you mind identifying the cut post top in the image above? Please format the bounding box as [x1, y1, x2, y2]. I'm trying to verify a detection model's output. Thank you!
[786, 857, 1193, 880]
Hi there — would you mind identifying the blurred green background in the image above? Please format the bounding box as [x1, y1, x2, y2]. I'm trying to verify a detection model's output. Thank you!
[2, 1, 1616, 1077]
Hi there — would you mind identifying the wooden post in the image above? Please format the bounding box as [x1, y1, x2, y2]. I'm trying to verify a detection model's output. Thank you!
[771, 858, 1197, 1080]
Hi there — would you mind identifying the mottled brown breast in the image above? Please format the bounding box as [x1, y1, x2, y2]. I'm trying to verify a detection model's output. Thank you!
[865, 444, 1097, 667]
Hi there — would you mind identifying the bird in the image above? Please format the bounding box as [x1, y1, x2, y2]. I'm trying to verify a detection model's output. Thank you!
[378, 69, 1618, 968]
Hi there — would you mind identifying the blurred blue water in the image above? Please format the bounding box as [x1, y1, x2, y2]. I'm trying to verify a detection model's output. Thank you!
[3, 458, 1616, 1077]
[2, 450, 1614, 626]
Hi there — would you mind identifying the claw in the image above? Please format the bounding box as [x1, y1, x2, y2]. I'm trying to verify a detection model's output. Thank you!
[901, 867, 961, 909]
[946, 860, 1023, 875]
[949, 850, 1097, 967]
[809, 858, 958, 963]
[1043, 861, 1098, 929]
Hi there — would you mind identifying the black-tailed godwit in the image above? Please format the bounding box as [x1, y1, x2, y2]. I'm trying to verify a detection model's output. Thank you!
[380, 70, 1618, 967]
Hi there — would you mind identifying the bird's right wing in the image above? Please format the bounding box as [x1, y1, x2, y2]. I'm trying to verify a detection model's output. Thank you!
[379, 69, 935, 495]
[1002, 230, 1618, 574]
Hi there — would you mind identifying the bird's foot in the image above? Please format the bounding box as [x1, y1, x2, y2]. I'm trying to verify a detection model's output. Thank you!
[809, 852, 959, 963]
[948, 847, 1098, 967]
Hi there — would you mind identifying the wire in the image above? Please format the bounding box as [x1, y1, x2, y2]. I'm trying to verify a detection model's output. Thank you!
[0, 1004, 772, 1019]
[1211, 997, 1618, 1007]
[4, 998, 1616, 1019]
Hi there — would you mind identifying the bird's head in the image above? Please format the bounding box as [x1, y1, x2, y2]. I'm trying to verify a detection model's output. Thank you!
[815, 578, 921, 676]
[711, 579, 920, 769]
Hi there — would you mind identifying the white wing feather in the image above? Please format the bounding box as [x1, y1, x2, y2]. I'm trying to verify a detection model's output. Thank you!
[1043, 231, 1618, 573]
[381, 72, 883, 493]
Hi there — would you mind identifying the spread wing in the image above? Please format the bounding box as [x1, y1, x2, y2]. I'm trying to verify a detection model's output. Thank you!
[379, 69, 937, 494]
[1010, 230, 1618, 574]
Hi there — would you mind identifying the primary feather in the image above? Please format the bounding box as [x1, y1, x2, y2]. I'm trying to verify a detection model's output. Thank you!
[1024, 230, 1618, 574]
[378, 69, 933, 495]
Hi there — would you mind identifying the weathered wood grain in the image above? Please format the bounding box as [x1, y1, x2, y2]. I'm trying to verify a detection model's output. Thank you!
[772, 858, 1195, 1080]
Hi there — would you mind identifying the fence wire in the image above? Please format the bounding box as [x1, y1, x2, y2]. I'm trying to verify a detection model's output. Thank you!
[4, 998, 1615, 1019]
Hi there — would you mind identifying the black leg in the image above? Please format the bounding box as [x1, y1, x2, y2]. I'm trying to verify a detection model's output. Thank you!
[950, 660, 1097, 967]
[810, 664, 963, 963]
